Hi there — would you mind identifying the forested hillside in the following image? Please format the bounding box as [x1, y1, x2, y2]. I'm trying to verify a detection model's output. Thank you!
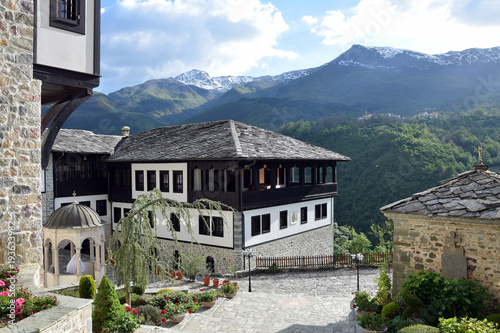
[280, 107, 500, 243]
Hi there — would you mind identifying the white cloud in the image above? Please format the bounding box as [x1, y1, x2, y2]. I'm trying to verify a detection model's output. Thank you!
[301, 15, 318, 25]
[306, 0, 500, 56]
[99, 0, 296, 93]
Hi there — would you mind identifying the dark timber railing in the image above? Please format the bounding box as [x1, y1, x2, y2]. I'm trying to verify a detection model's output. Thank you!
[255, 252, 393, 269]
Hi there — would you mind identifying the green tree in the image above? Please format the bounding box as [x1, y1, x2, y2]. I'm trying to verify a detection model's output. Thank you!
[92, 275, 124, 333]
[349, 232, 372, 253]
[370, 218, 393, 252]
[108, 188, 232, 304]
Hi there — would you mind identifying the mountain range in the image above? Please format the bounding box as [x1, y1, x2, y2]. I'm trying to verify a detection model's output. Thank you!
[56, 45, 500, 134]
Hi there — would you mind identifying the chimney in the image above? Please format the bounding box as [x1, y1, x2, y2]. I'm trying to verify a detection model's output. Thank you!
[121, 126, 130, 137]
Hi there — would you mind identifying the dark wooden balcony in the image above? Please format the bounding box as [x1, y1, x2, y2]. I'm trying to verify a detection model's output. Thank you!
[189, 191, 240, 210]
[242, 183, 337, 210]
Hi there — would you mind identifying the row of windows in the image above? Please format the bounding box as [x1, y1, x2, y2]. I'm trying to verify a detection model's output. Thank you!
[113, 208, 223, 238]
[251, 203, 328, 236]
[57, 161, 107, 181]
[135, 170, 183, 193]
[192, 168, 235, 192]
[60, 199, 107, 216]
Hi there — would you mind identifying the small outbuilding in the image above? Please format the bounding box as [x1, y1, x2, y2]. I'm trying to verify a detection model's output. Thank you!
[381, 163, 500, 309]
[43, 200, 107, 287]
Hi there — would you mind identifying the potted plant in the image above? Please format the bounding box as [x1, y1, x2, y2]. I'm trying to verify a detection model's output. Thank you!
[176, 271, 184, 279]
[212, 278, 220, 287]
[103, 306, 143, 333]
[161, 301, 191, 323]
[356, 311, 387, 333]
[198, 289, 218, 308]
[221, 280, 239, 299]
[203, 268, 211, 285]
[353, 290, 375, 315]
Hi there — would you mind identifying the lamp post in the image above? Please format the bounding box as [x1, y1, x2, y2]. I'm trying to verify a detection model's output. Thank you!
[351, 253, 364, 291]
[243, 249, 255, 292]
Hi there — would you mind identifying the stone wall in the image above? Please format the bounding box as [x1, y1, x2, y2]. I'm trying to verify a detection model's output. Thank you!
[247, 224, 334, 269]
[157, 239, 244, 275]
[0, 0, 43, 274]
[387, 212, 500, 308]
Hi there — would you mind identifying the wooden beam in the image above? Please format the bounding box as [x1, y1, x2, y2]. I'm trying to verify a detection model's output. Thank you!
[41, 91, 92, 169]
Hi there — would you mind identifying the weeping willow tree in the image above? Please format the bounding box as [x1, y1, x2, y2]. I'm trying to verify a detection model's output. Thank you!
[108, 188, 233, 304]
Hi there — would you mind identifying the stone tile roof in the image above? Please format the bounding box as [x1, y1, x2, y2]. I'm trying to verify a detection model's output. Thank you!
[380, 168, 500, 219]
[105, 120, 350, 162]
[52, 129, 122, 154]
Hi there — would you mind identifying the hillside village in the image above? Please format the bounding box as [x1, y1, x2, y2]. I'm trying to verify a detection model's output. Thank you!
[2, 0, 500, 331]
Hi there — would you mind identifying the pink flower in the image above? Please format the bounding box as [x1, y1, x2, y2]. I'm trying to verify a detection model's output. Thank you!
[0, 280, 5, 287]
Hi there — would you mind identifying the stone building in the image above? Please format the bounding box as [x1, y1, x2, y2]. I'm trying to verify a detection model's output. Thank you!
[381, 163, 500, 308]
[43, 120, 350, 274]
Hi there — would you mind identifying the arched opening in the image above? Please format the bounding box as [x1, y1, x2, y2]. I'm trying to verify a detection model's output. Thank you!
[173, 250, 180, 270]
[206, 256, 215, 273]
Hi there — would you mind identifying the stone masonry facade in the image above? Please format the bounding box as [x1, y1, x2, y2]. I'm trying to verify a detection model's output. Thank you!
[247, 224, 334, 269]
[388, 212, 500, 309]
[0, 0, 43, 272]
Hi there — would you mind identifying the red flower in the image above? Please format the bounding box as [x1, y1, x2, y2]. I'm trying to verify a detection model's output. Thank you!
[392, 312, 395, 315]
[193, 299, 197, 303]
[162, 318, 166, 322]
[188, 310, 192, 314]
[175, 302, 178, 305]
[161, 309, 166, 314]
[133, 310, 138, 315]
[369, 309, 372, 312]
[385, 323, 388, 327]
[200, 289, 204, 292]
[167, 298, 171, 300]
[353, 304, 356, 308]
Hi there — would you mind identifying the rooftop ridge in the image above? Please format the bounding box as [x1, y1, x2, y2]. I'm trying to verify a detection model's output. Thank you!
[228, 120, 243, 157]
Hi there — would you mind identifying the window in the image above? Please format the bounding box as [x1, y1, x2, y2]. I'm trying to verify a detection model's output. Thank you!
[171, 213, 180, 232]
[208, 169, 218, 192]
[315, 203, 328, 220]
[50, 0, 85, 34]
[243, 168, 252, 189]
[147, 171, 156, 191]
[160, 171, 169, 192]
[135, 171, 144, 191]
[301, 207, 308, 224]
[262, 214, 271, 233]
[79, 201, 90, 207]
[124, 208, 131, 218]
[173, 171, 183, 193]
[212, 216, 224, 237]
[280, 210, 288, 229]
[96, 200, 107, 216]
[305, 167, 312, 184]
[225, 169, 235, 192]
[326, 166, 335, 183]
[290, 166, 300, 184]
[260, 167, 270, 186]
[199, 216, 210, 235]
[192, 168, 201, 191]
[113, 169, 120, 186]
[113, 207, 121, 223]
[148, 211, 155, 228]
[317, 166, 324, 183]
[278, 167, 285, 186]
[122, 168, 131, 186]
[60, 202, 72, 207]
[251, 216, 261, 236]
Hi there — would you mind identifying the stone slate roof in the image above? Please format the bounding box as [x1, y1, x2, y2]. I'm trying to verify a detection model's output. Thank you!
[380, 168, 500, 219]
[52, 129, 122, 154]
[105, 120, 350, 162]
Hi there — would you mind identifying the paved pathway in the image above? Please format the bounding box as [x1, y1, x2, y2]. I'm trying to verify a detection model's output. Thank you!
[152, 267, 387, 333]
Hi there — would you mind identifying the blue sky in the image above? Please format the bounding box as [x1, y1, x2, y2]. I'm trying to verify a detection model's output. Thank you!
[98, 0, 500, 94]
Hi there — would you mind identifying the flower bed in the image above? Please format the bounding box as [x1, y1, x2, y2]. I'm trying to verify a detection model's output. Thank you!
[0, 267, 58, 327]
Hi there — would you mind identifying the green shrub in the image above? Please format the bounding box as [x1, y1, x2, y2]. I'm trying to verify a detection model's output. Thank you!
[135, 304, 164, 326]
[486, 314, 500, 326]
[78, 275, 96, 299]
[398, 324, 439, 333]
[387, 316, 414, 332]
[92, 275, 124, 333]
[354, 290, 376, 312]
[382, 302, 401, 320]
[118, 292, 144, 305]
[438, 317, 500, 332]
[132, 284, 146, 296]
[435, 278, 490, 319]
[375, 261, 392, 306]
[401, 291, 424, 319]
[400, 271, 445, 305]
[147, 290, 193, 309]
[155, 288, 174, 295]
[356, 311, 386, 331]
